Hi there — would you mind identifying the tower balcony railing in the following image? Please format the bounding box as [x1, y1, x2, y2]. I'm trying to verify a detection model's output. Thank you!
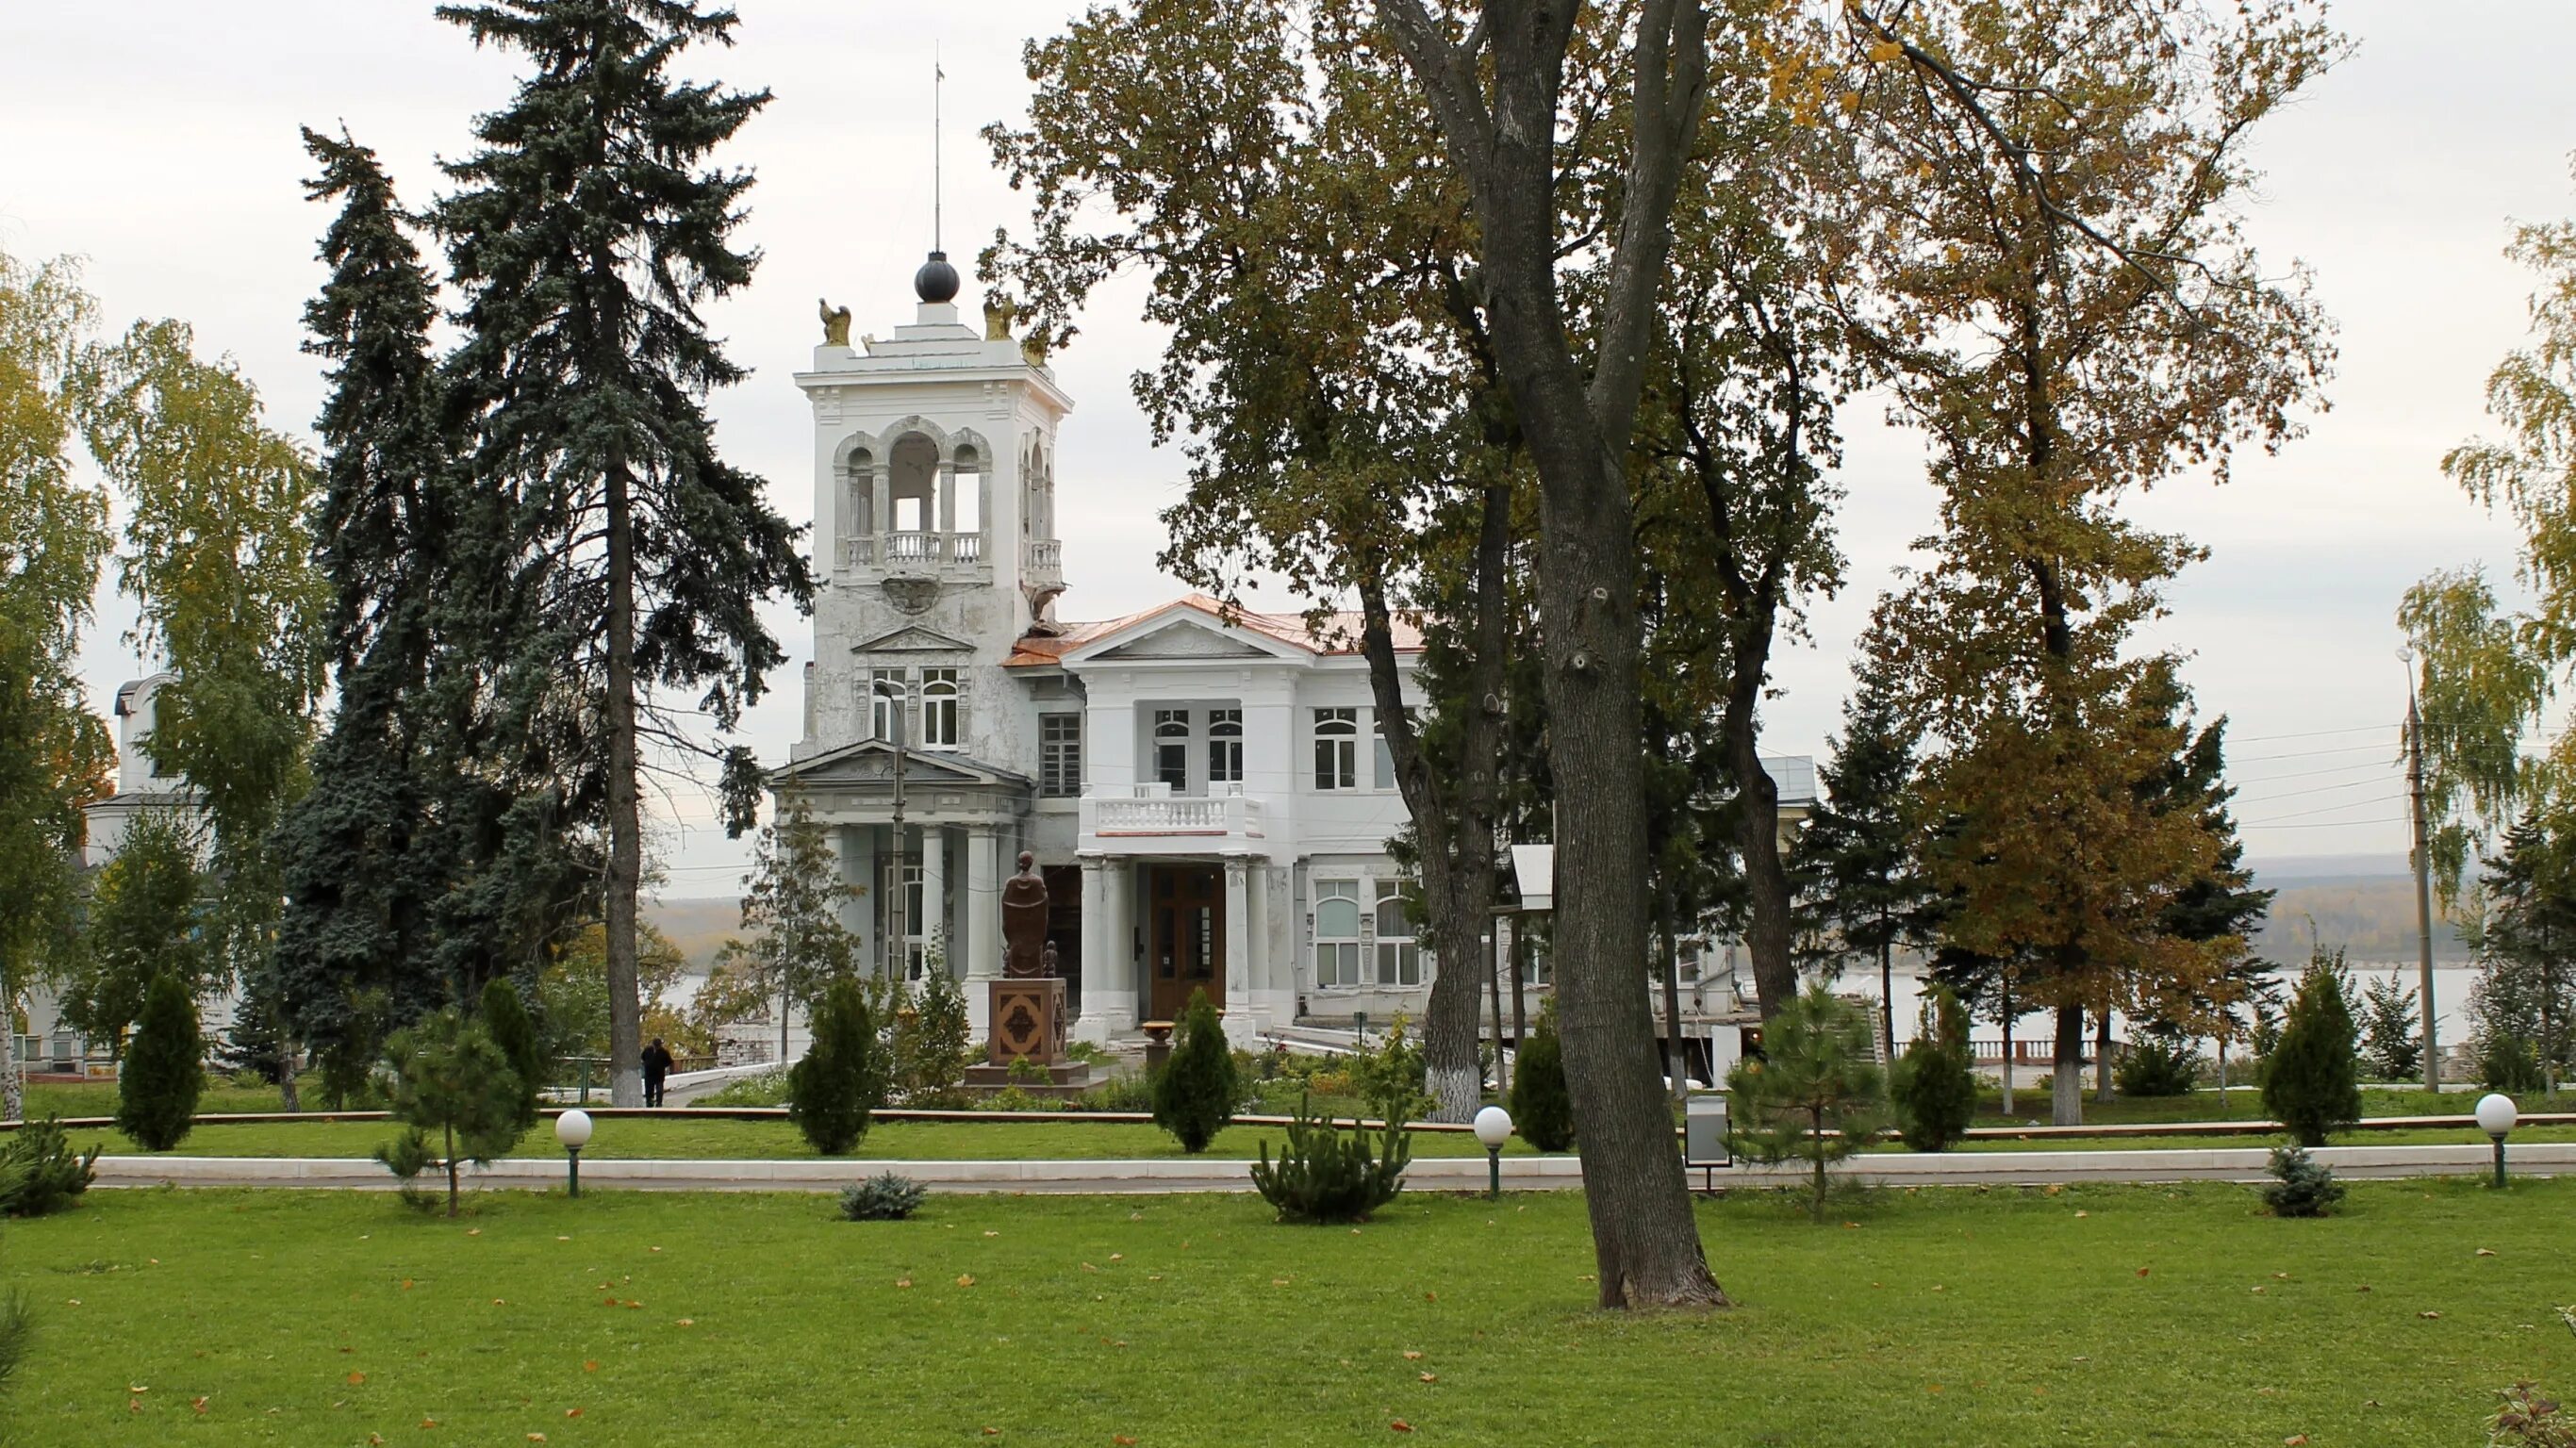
[838, 531, 986, 570]
[1080, 782, 1267, 853]
[1026, 537, 1062, 578]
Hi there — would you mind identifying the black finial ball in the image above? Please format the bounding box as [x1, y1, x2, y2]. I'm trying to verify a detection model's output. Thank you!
[915, 250, 961, 304]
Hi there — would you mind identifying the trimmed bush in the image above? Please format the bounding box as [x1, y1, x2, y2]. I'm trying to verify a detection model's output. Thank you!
[789, 977, 882, 1155]
[116, 973, 204, 1151]
[480, 977, 543, 1129]
[1249, 1093, 1412, 1224]
[1152, 989, 1238, 1153]
[2263, 959, 2363, 1148]
[1890, 984, 1977, 1150]
[2114, 1035, 2202, 1098]
[0, 1119, 100, 1217]
[2260, 1144, 2345, 1218]
[839, 1172, 928, 1222]
[1510, 1005, 1576, 1152]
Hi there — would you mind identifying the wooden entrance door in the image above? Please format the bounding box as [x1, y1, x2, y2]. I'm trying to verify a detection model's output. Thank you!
[1147, 864, 1226, 1023]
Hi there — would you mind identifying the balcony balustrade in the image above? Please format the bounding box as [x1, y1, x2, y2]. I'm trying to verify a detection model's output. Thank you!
[837, 531, 986, 571]
[1081, 782, 1266, 850]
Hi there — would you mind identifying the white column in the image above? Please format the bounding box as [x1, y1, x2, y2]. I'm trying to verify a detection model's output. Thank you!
[1247, 859, 1273, 1025]
[1074, 855, 1110, 1044]
[938, 461, 957, 536]
[965, 826, 1000, 1038]
[870, 468, 890, 548]
[838, 824, 877, 971]
[1101, 858, 1136, 1033]
[921, 825, 948, 977]
[1223, 856, 1253, 1047]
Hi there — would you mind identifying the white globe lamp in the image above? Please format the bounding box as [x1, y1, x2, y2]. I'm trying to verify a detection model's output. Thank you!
[554, 1109, 595, 1198]
[1473, 1105, 1513, 1199]
[2475, 1093, 2518, 1188]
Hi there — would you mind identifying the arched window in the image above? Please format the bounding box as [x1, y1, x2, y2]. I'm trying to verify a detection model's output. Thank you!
[921, 668, 961, 749]
[1313, 708, 1357, 791]
[1208, 708, 1243, 788]
[951, 442, 983, 545]
[887, 434, 938, 556]
[1313, 880, 1362, 988]
[1374, 886, 1421, 986]
[1153, 708, 1191, 792]
[844, 446, 875, 535]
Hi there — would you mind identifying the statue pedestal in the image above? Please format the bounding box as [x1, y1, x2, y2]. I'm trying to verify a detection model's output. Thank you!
[986, 978, 1068, 1067]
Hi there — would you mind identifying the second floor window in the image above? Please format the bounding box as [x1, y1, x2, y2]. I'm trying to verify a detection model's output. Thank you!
[1208, 708, 1243, 787]
[921, 668, 960, 749]
[1153, 708, 1191, 791]
[1313, 708, 1357, 790]
[868, 674, 903, 743]
[1040, 713, 1082, 797]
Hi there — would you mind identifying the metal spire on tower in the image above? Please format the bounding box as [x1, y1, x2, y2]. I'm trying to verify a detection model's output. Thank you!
[914, 46, 960, 304]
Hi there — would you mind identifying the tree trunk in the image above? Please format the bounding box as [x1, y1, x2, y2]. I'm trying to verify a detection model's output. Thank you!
[1878, 937, 1896, 1063]
[444, 1120, 459, 1218]
[1720, 661, 1794, 1022]
[1380, 0, 1724, 1309]
[279, 1035, 301, 1113]
[1659, 888, 1686, 1105]
[2094, 1009, 2115, 1104]
[2000, 986, 2015, 1115]
[603, 447, 645, 1109]
[2051, 1000, 2085, 1127]
[1, 991, 20, 1124]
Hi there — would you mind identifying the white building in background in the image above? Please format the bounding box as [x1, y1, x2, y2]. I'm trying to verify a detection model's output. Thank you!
[769, 252, 1432, 1045]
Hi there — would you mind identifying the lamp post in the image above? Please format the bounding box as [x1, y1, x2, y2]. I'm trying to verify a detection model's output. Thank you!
[2476, 1093, 2518, 1189]
[555, 1109, 594, 1199]
[1473, 1105, 1512, 1200]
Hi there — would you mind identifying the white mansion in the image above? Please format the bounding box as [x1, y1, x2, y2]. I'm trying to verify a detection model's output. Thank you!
[773, 255, 1434, 1045]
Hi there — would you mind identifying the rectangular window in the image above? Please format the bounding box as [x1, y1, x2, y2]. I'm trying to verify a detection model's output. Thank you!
[1372, 714, 1395, 790]
[1040, 714, 1082, 798]
[1313, 880, 1362, 988]
[1153, 708, 1191, 792]
[1374, 885, 1420, 986]
[921, 668, 960, 749]
[1208, 708, 1243, 787]
[885, 857, 928, 980]
[1313, 708, 1357, 791]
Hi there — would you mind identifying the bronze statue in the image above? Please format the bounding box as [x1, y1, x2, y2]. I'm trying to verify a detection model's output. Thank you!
[818, 297, 853, 347]
[1000, 851, 1050, 978]
[983, 295, 1016, 341]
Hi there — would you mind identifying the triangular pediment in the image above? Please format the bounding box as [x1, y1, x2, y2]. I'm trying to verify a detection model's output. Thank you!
[772, 738, 1028, 790]
[1089, 618, 1276, 661]
[852, 624, 973, 654]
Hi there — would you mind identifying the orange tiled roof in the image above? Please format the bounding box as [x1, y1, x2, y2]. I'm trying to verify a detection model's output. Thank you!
[1002, 592, 1426, 667]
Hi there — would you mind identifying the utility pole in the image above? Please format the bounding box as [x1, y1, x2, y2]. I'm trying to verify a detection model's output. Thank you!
[2402, 644, 2440, 1093]
[889, 693, 908, 984]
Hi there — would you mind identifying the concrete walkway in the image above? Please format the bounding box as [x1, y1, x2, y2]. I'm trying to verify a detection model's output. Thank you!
[89, 1140, 2576, 1195]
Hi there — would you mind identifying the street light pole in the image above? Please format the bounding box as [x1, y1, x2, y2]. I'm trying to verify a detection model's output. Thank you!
[2402, 645, 2439, 1094]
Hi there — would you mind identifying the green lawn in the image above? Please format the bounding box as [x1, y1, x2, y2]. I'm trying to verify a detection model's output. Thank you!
[7, 1178, 2569, 1443]
[1967, 1084, 2573, 1129]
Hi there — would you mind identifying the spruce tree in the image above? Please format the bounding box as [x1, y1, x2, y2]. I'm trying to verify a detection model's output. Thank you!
[1509, 1001, 1576, 1152]
[1152, 989, 1238, 1154]
[788, 978, 881, 1156]
[1793, 660, 1931, 1061]
[1726, 983, 1886, 1223]
[1890, 983, 1978, 1151]
[116, 973, 204, 1151]
[480, 977, 543, 1130]
[2262, 953, 2363, 1148]
[433, 0, 815, 1107]
[381, 1007, 525, 1216]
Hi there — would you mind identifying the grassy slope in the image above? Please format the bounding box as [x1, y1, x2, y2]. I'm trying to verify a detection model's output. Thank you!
[7, 1180, 2569, 1444]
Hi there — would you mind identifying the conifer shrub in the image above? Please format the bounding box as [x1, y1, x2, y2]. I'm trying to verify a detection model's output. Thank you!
[2262, 958, 2363, 1147]
[0, 1119, 100, 1218]
[1727, 983, 1886, 1223]
[116, 973, 205, 1151]
[838, 1172, 928, 1222]
[2483, 1033, 2547, 1094]
[789, 977, 882, 1155]
[480, 977, 543, 1131]
[1510, 1004, 1576, 1152]
[2113, 1033, 2203, 1098]
[1889, 984, 1977, 1150]
[1249, 1093, 1412, 1224]
[1152, 989, 1238, 1153]
[0, 1281, 27, 1400]
[2260, 1144, 2346, 1218]
[379, 1008, 528, 1215]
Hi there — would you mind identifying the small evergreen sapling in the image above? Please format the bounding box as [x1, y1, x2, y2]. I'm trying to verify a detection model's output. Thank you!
[2359, 973, 2422, 1080]
[1250, 1093, 1412, 1224]
[0, 1119, 99, 1218]
[1152, 989, 1238, 1154]
[2260, 1144, 2345, 1218]
[116, 973, 205, 1151]
[2263, 956, 2363, 1147]
[1726, 983, 1887, 1223]
[788, 977, 882, 1155]
[838, 1172, 927, 1221]
[379, 1008, 527, 1216]
[1889, 984, 1977, 1150]
[480, 977, 543, 1131]
[1510, 1003, 1576, 1152]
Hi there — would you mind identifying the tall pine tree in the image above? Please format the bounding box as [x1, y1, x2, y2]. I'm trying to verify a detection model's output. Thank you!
[434, 0, 813, 1105]
[274, 127, 465, 1091]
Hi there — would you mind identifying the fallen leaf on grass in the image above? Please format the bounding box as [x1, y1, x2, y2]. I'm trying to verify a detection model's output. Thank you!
[421, 1418, 439, 1428]
[1927, 1385, 1943, 1394]
[957, 1275, 979, 1288]
[583, 1361, 599, 1374]
[493, 1298, 507, 1306]
[2285, 1436, 2309, 1445]
[983, 1230, 1000, 1238]
[2272, 1273, 2289, 1280]
[1116, 1438, 1137, 1446]
[128, 1399, 140, 1414]
[1390, 1422, 1414, 1434]
[191, 1397, 207, 1416]
[1402, 1351, 1423, 1361]
[2252, 1287, 2266, 1294]
[1424, 1292, 1436, 1303]
[526, 1435, 546, 1443]
[1082, 1263, 1098, 1274]
[1419, 1373, 1439, 1384]
[2478, 1248, 2498, 1258]
[466, 1229, 480, 1237]
[1271, 1278, 1291, 1287]
[2135, 1268, 2149, 1278]
[896, 1278, 913, 1290]
[2419, 1311, 2443, 1320]
[566, 1407, 584, 1418]
[674, 1318, 695, 1327]
[1109, 1253, 1124, 1262]
[2073, 1210, 2089, 1219]
[983, 1428, 1000, 1437]
[347, 1372, 366, 1386]
[400, 1280, 413, 1292]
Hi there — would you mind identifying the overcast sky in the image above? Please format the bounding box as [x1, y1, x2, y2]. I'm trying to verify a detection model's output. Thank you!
[5, 1, 2570, 895]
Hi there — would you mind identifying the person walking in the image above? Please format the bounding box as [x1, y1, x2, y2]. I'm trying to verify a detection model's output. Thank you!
[642, 1037, 674, 1108]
